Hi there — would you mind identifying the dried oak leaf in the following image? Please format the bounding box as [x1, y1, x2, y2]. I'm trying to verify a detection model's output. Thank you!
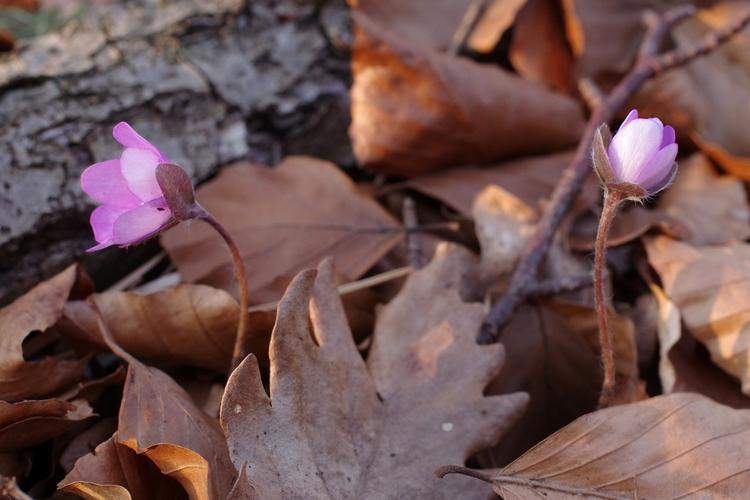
[645, 236, 750, 395]
[658, 153, 750, 245]
[0, 265, 89, 402]
[349, 13, 585, 176]
[633, 2, 750, 178]
[161, 157, 402, 303]
[60, 285, 267, 372]
[60, 434, 187, 500]
[221, 246, 528, 498]
[447, 393, 750, 497]
[403, 150, 598, 216]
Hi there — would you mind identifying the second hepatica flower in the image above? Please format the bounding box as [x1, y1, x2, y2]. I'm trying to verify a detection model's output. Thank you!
[81, 122, 182, 251]
[604, 109, 678, 196]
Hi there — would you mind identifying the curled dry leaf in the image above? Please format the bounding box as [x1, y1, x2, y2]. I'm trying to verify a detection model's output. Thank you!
[447, 393, 750, 498]
[0, 398, 93, 451]
[0, 265, 89, 402]
[60, 435, 186, 500]
[657, 153, 750, 245]
[220, 246, 528, 498]
[161, 157, 401, 303]
[115, 357, 235, 499]
[509, 0, 574, 93]
[349, 13, 585, 176]
[60, 285, 269, 372]
[645, 236, 750, 395]
[467, 0, 527, 53]
[634, 2, 750, 178]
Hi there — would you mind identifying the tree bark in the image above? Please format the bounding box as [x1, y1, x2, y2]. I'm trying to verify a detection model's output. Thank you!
[0, 0, 352, 303]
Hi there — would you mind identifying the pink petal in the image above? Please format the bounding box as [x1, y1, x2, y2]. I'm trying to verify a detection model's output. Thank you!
[635, 143, 678, 191]
[120, 148, 163, 202]
[87, 205, 132, 252]
[113, 122, 165, 159]
[112, 204, 172, 245]
[617, 109, 639, 132]
[81, 160, 140, 207]
[661, 125, 676, 148]
[608, 119, 663, 183]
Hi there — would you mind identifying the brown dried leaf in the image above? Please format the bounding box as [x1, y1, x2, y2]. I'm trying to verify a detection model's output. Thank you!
[0, 398, 93, 451]
[470, 393, 750, 498]
[348, 0, 473, 51]
[59, 435, 186, 500]
[60, 418, 118, 474]
[473, 185, 537, 279]
[467, 0, 527, 53]
[349, 13, 585, 176]
[403, 150, 599, 216]
[509, 0, 574, 92]
[0, 265, 88, 402]
[645, 236, 750, 395]
[658, 153, 750, 245]
[61, 285, 253, 372]
[116, 357, 235, 499]
[161, 157, 401, 303]
[221, 246, 528, 498]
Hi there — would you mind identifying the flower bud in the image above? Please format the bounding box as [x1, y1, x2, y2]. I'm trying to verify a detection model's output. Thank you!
[592, 109, 678, 199]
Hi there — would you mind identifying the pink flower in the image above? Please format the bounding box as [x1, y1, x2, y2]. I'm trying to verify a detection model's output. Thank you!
[81, 122, 176, 252]
[606, 109, 678, 195]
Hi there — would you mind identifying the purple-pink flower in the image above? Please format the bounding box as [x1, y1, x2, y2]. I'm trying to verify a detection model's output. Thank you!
[606, 109, 678, 195]
[81, 122, 175, 252]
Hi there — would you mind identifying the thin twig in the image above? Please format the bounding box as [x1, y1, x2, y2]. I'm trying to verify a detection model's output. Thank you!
[478, 5, 750, 344]
[447, 0, 490, 55]
[248, 266, 412, 313]
[578, 77, 605, 111]
[402, 197, 424, 269]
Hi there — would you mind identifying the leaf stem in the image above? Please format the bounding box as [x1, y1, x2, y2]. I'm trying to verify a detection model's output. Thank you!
[593, 189, 624, 408]
[196, 207, 250, 375]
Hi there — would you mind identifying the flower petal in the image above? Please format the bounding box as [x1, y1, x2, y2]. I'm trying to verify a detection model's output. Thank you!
[113, 122, 165, 159]
[87, 205, 132, 252]
[661, 125, 676, 148]
[608, 118, 663, 183]
[636, 143, 679, 191]
[81, 159, 140, 207]
[617, 109, 639, 132]
[120, 148, 163, 202]
[112, 204, 172, 245]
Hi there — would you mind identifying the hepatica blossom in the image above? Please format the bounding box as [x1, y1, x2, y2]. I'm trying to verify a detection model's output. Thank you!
[594, 109, 678, 197]
[81, 122, 177, 251]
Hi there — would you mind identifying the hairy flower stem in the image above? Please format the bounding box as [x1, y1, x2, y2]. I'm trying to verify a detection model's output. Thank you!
[594, 189, 625, 408]
[196, 208, 250, 375]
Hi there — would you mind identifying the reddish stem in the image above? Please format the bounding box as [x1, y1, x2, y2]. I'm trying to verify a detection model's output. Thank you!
[593, 190, 624, 408]
[197, 208, 250, 374]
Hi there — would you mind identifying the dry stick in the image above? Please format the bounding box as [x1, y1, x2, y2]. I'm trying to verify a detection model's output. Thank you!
[593, 190, 625, 408]
[197, 211, 250, 374]
[478, 5, 750, 344]
[402, 197, 424, 269]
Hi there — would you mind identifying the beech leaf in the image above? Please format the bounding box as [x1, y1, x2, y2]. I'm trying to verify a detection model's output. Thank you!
[446, 393, 750, 498]
[161, 157, 402, 303]
[220, 245, 528, 498]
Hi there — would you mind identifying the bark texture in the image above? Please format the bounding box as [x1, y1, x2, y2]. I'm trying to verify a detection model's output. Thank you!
[0, 0, 352, 303]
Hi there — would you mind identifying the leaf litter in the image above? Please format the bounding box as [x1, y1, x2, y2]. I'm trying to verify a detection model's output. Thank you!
[2, 1, 750, 498]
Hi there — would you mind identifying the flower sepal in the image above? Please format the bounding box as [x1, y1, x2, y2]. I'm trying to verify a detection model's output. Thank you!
[155, 163, 202, 222]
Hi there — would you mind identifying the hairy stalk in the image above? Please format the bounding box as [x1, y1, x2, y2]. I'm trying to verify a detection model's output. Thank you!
[196, 208, 250, 374]
[593, 190, 624, 408]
